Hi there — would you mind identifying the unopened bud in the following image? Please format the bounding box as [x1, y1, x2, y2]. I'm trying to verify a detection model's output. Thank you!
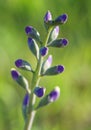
[34, 87, 46, 97]
[15, 59, 32, 71]
[48, 38, 68, 48]
[43, 65, 64, 76]
[28, 38, 39, 60]
[55, 14, 68, 25]
[40, 47, 48, 56]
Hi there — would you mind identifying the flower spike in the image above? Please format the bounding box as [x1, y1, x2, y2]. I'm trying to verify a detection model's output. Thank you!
[11, 11, 69, 129]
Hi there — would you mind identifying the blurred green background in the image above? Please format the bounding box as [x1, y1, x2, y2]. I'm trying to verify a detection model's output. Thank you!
[0, 0, 91, 130]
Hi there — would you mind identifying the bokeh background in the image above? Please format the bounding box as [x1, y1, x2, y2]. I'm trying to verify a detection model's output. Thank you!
[0, 0, 91, 130]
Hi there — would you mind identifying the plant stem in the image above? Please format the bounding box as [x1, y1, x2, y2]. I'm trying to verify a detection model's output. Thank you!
[44, 27, 53, 46]
[24, 56, 42, 130]
[24, 27, 52, 130]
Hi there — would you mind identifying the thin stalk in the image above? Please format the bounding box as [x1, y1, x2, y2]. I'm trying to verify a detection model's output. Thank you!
[24, 56, 42, 130]
[44, 27, 53, 46]
[24, 27, 52, 130]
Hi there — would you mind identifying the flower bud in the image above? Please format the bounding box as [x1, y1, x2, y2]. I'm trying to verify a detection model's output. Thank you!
[40, 47, 48, 56]
[23, 93, 30, 106]
[11, 69, 19, 80]
[15, 59, 32, 71]
[44, 10, 52, 23]
[47, 38, 68, 48]
[28, 38, 39, 60]
[34, 87, 46, 97]
[22, 93, 30, 120]
[48, 86, 60, 102]
[44, 11, 53, 30]
[43, 65, 64, 76]
[54, 14, 68, 25]
[48, 26, 59, 42]
[11, 68, 29, 92]
[25, 26, 41, 43]
[41, 55, 52, 74]
[35, 86, 60, 110]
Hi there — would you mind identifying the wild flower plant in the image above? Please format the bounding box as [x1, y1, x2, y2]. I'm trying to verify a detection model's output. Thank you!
[11, 10, 68, 130]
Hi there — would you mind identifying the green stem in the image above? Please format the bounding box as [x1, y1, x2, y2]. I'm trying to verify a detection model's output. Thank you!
[44, 27, 53, 46]
[24, 27, 52, 130]
[24, 56, 42, 130]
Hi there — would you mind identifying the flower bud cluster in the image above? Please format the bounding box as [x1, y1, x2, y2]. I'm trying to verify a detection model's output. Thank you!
[11, 11, 68, 119]
[44, 11, 68, 30]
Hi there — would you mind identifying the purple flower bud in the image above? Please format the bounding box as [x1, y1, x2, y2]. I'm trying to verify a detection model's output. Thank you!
[11, 69, 19, 80]
[48, 86, 60, 102]
[25, 26, 41, 43]
[53, 26, 59, 38]
[49, 26, 59, 41]
[35, 87, 60, 109]
[57, 65, 64, 73]
[23, 93, 30, 106]
[28, 37, 39, 59]
[28, 37, 32, 44]
[25, 26, 32, 34]
[40, 47, 48, 56]
[61, 38, 68, 46]
[44, 10, 52, 23]
[48, 38, 68, 48]
[15, 59, 23, 68]
[34, 87, 46, 97]
[15, 59, 32, 71]
[46, 55, 52, 68]
[11, 68, 29, 92]
[55, 14, 68, 24]
[41, 55, 52, 74]
[43, 65, 64, 76]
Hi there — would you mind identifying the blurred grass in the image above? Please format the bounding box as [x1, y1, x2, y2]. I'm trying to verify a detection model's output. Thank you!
[0, 0, 91, 130]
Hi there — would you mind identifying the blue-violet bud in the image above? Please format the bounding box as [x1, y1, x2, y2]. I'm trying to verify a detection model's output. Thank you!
[15, 59, 32, 71]
[11, 68, 29, 92]
[22, 93, 30, 120]
[52, 26, 59, 39]
[43, 65, 64, 76]
[25, 26, 41, 43]
[47, 38, 68, 48]
[28, 37, 39, 59]
[25, 26, 32, 35]
[35, 86, 60, 109]
[11, 68, 20, 80]
[61, 38, 68, 46]
[48, 26, 59, 43]
[34, 87, 46, 97]
[23, 93, 30, 106]
[44, 55, 52, 69]
[44, 10, 52, 23]
[55, 14, 68, 24]
[48, 86, 60, 102]
[41, 55, 52, 74]
[40, 47, 48, 56]
[57, 65, 64, 73]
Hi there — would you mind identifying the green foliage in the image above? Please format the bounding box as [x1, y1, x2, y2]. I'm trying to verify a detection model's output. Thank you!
[0, 0, 91, 130]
